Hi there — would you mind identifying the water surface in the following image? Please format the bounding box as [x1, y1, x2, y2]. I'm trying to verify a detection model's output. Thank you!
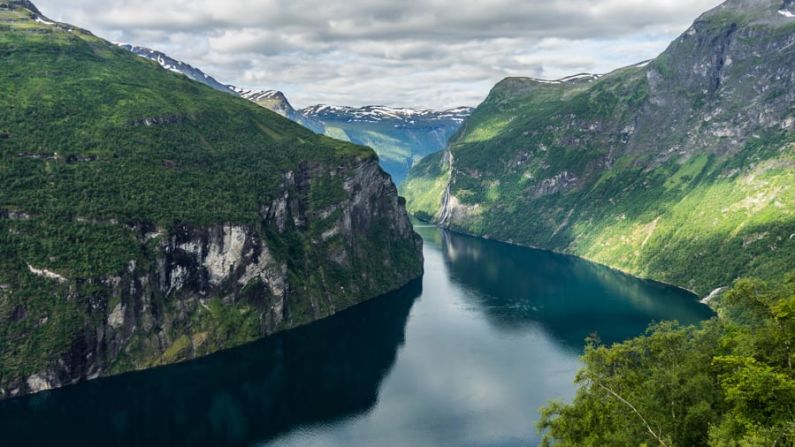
[0, 226, 712, 446]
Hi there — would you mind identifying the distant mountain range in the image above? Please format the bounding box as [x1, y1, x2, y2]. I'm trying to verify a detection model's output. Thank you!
[118, 43, 471, 183]
[300, 104, 472, 123]
[301, 105, 473, 184]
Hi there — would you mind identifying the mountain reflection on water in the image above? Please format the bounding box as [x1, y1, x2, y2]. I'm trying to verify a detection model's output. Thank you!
[0, 281, 422, 447]
[0, 226, 711, 447]
[434, 228, 711, 348]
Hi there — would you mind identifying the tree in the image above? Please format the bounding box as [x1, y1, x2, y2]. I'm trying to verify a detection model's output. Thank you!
[539, 273, 795, 447]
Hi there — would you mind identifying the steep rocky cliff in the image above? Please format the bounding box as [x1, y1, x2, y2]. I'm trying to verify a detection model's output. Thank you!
[0, 0, 422, 398]
[404, 0, 795, 294]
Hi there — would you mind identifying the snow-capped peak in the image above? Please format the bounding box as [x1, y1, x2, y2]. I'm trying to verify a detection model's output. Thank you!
[301, 104, 473, 124]
[117, 43, 468, 131]
[303, 104, 352, 114]
[443, 106, 475, 114]
[237, 89, 287, 102]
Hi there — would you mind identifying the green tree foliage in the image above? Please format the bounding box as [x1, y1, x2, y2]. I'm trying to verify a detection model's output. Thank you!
[539, 274, 795, 446]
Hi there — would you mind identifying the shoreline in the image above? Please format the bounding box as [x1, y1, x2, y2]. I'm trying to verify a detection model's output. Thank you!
[415, 220, 713, 300]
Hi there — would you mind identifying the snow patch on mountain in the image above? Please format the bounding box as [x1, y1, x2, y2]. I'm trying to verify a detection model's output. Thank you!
[237, 89, 286, 102]
[526, 72, 605, 86]
[118, 43, 235, 94]
[34, 16, 54, 25]
[559, 73, 602, 83]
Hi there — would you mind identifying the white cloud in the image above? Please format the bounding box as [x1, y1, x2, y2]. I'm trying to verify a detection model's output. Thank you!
[34, 0, 724, 109]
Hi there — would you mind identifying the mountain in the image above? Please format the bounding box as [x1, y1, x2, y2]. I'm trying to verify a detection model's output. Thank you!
[0, 0, 422, 398]
[117, 44, 325, 133]
[303, 105, 473, 184]
[118, 44, 239, 95]
[117, 44, 470, 184]
[403, 0, 795, 295]
[237, 89, 326, 133]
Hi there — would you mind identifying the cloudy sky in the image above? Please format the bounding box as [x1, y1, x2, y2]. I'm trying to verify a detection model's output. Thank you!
[35, 0, 723, 109]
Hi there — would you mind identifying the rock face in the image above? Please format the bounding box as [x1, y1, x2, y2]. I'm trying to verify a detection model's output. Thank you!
[2, 158, 422, 399]
[0, 1, 422, 399]
[404, 0, 795, 294]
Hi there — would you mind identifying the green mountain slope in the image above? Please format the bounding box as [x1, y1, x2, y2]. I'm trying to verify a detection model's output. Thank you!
[404, 0, 795, 295]
[0, 0, 422, 398]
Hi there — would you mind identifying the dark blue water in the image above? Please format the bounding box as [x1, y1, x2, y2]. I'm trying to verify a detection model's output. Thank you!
[0, 226, 712, 446]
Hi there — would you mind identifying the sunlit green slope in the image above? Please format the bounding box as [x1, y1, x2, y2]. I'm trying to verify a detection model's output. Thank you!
[404, 0, 795, 294]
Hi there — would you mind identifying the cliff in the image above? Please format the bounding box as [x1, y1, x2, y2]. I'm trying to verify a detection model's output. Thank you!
[0, 1, 422, 398]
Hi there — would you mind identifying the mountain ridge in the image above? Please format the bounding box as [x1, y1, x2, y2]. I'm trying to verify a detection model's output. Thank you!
[301, 104, 473, 122]
[117, 42, 471, 182]
[116, 41, 472, 129]
[118, 44, 239, 94]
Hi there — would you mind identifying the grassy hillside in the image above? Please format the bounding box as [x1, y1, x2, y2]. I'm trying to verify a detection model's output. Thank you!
[0, 8, 370, 224]
[404, 0, 795, 295]
[401, 151, 451, 222]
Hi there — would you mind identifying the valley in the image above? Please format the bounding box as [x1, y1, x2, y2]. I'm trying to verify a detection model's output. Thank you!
[0, 225, 712, 446]
[0, 0, 794, 445]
